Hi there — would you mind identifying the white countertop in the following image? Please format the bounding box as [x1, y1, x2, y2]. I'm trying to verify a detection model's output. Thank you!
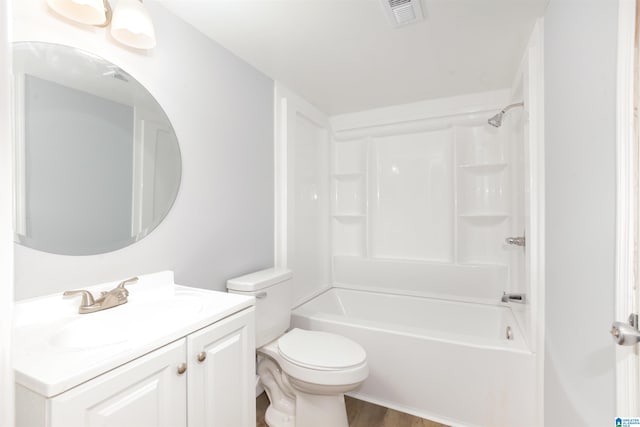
[13, 271, 254, 398]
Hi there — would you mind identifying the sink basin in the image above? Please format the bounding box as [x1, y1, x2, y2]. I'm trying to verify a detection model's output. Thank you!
[137, 295, 204, 319]
[49, 295, 204, 350]
[50, 315, 130, 349]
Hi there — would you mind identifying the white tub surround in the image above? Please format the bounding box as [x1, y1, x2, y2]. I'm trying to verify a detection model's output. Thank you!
[13, 271, 254, 397]
[329, 89, 516, 295]
[292, 288, 535, 427]
[328, 88, 535, 353]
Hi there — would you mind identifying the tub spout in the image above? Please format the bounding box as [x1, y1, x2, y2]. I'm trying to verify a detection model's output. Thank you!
[501, 292, 526, 304]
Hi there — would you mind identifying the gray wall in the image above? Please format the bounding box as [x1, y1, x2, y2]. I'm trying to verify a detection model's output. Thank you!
[13, 1, 274, 299]
[544, 0, 617, 425]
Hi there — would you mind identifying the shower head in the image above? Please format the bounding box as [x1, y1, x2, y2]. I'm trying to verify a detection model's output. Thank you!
[487, 101, 524, 128]
[488, 112, 503, 128]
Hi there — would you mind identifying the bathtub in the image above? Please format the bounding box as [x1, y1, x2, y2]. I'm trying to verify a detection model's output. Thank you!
[291, 288, 536, 427]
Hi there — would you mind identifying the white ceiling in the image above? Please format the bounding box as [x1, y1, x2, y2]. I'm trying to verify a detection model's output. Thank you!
[158, 0, 547, 115]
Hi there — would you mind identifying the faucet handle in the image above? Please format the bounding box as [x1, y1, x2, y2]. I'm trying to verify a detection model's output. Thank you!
[115, 276, 138, 297]
[117, 277, 138, 289]
[63, 290, 95, 307]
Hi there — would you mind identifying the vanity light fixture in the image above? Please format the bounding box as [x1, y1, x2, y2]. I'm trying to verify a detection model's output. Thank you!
[46, 0, 156, 50]
[110, 0, 156, 49]
[46, 0, 111, 26]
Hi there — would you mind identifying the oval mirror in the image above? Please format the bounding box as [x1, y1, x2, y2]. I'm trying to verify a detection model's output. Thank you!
[13, 42, 182, 255]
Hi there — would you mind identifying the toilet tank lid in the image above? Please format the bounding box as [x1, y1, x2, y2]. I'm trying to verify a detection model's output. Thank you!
[226, 268, 292, 292]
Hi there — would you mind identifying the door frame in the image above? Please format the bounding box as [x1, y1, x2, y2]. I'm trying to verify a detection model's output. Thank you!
[0, 0, 14, 425]
[615, 0, 640, 416]
[526, 19, 546, 426]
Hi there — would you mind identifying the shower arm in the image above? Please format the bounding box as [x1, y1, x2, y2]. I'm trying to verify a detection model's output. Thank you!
[499, 101, 524, 115]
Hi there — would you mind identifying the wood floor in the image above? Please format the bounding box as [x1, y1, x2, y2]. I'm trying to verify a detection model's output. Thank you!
[256, 392, 448, 427]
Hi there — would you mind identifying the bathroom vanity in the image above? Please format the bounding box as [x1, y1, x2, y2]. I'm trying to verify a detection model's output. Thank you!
[13, 271, 256, 427]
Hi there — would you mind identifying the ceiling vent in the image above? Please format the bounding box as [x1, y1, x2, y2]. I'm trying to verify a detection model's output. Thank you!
[380, 0, 424, 28]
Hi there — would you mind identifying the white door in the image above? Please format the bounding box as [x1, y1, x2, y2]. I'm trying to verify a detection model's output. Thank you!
[50, 340, 187, 427]
[187, 308, 255, 427]
[613, 0, 640, 417]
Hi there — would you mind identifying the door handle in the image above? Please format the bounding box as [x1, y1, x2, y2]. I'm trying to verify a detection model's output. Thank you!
[611, 313, 640, 346]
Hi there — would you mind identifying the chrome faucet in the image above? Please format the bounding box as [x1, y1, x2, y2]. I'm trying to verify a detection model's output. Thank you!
[64, 277, 138, 314]
[501, 292, 526, 304]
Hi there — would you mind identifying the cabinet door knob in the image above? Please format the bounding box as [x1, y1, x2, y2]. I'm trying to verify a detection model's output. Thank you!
[197, 351, 207, 362]
[177, 363, 187, 375]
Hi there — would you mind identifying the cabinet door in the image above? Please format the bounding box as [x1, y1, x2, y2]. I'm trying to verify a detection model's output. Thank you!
[187, 308, 255, 427]
[50, 340, 187, 427]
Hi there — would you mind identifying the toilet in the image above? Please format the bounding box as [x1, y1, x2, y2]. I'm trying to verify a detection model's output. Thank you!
[227, 268, 368, 427]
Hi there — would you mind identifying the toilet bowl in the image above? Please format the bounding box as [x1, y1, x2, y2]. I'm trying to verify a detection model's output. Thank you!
[260, 329, 368, 427]
[227, 268, 369, 427]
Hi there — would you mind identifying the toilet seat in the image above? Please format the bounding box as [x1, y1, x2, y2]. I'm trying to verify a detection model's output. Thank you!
[259, 329, 368, 386]
[277, 329, 367, 371]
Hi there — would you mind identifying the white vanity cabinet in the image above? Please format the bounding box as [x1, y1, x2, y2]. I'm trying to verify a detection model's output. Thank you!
[187, 308, 256, 427]
[41, 339, 188, 427]
[16, 308, 255, 427]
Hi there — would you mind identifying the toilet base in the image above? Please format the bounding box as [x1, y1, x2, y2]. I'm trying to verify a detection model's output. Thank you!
[265, 404, 295, 427]
[263, 392, 349, 427]
[294, 391, 349, 427]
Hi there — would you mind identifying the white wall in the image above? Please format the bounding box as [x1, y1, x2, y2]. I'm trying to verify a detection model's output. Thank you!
[0, 0, 15, 424]
[13, 0, 274, 299]
[544, 0, 618, 425]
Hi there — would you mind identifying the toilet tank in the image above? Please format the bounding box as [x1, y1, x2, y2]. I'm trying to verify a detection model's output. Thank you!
[227, 268, 293, 347]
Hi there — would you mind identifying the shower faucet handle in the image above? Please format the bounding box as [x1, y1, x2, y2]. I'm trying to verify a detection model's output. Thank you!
[505, 236, 526, 247]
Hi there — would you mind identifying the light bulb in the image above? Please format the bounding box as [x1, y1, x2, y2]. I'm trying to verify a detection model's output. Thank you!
[47, 0, 108, 26]
[110, 0, 156, 49]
